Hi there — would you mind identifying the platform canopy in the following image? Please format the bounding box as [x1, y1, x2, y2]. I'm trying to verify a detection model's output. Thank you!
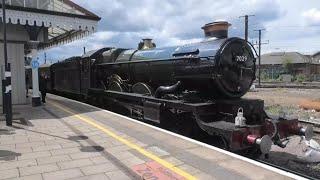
[0, 0, 101, 51]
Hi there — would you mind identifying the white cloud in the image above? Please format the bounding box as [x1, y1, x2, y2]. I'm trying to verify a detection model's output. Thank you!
[303, 8, 320, 25]
[73, 0, 281, 36]
[43, 0, 320, 62]
[93, 31, 119, 41]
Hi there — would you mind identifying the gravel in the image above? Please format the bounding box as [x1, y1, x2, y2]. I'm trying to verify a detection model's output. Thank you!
[244, 88, 320, 120]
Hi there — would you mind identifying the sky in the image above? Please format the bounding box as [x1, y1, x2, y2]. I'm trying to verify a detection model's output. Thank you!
[43, 0, 320, 63]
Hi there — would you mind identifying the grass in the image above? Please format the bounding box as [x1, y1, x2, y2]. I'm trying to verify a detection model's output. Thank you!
[265, 104, 296, 116]
[264, 104, 313, 120]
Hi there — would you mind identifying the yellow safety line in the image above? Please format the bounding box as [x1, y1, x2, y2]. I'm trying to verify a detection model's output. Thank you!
[49, 101, 197, 180]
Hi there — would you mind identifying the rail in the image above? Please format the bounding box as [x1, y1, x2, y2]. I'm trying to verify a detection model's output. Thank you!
[255, 83, 320, 89]
[256, 159, 317, 180]
[299, 119, 320, 138]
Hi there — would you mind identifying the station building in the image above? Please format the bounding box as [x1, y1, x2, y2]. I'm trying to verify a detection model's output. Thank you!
[0, 0, 100, 105]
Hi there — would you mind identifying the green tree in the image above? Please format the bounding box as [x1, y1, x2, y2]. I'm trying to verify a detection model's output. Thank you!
[295, 74, 306, 83]
[282, 57, 293, 74]
[261, 71, 269, 81]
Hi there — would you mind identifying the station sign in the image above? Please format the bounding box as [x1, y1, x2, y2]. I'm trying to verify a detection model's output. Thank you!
[31, 60, 40, 69]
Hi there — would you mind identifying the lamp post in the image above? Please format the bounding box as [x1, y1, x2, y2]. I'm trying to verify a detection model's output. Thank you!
[2, 0, 12, 126]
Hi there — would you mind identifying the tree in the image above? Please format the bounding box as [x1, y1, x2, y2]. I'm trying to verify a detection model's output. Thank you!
[282, 57, 294, 74]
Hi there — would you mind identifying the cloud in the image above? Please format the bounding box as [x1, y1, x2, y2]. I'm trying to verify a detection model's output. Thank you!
[93, 31, 119, 41]
[303, 8, 320, 25]
[45, 0, 284, 62]
[74, 0, 282, 37]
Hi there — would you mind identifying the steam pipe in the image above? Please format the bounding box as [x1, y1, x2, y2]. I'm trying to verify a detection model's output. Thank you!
[154, 81, 182, 98]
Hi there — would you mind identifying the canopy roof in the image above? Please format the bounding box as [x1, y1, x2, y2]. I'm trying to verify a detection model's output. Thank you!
[0, 0, 101, 50]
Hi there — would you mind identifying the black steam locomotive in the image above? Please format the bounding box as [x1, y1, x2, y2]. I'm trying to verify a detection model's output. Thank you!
[36, 21, 312, 155]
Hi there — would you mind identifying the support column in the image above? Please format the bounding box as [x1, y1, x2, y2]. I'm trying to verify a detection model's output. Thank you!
[28, 41, 41, 107]
[2, 0, 12, 125]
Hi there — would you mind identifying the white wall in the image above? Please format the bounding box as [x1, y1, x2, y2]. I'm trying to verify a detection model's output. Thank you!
[0, 24, 29, 42]
[0, 43, 26, 105]
[0, 24, 47, 42]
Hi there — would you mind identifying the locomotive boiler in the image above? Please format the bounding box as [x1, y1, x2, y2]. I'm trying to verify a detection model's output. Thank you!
[41, 21, 313, 155]
[95, 21, 255, 99]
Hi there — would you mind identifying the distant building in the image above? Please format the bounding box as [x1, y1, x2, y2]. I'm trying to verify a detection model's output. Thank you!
[313, 52, 320, 64]
[260, 52, 320, 81]
[311, 52, 320, 81]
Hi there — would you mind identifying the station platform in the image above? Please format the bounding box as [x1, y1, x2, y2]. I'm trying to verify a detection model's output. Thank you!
[0, 94, 304, 180]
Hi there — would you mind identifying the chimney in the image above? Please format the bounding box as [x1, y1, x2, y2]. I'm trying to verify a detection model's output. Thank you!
[201, 21, 231, 39]
[138, 38, 156, 50]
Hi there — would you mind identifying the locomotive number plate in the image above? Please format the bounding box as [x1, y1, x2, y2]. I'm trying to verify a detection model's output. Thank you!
[236, 56, 248, 62]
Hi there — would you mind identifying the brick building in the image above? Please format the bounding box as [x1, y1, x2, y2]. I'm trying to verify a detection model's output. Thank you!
[260, 52, 320, 81]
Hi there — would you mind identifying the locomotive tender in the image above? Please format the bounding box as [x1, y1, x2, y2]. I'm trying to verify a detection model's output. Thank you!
[39, 21, 313, 155]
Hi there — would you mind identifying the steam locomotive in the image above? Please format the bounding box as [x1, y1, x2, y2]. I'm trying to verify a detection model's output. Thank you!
[34, 21, 313, 155]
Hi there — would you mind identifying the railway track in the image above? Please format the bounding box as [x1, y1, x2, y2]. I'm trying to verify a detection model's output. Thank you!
[253, 120, 320, 179]
[255, 82, 320, 89]
[256, 159, 318, 180]
[198, 119, 320, 179]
